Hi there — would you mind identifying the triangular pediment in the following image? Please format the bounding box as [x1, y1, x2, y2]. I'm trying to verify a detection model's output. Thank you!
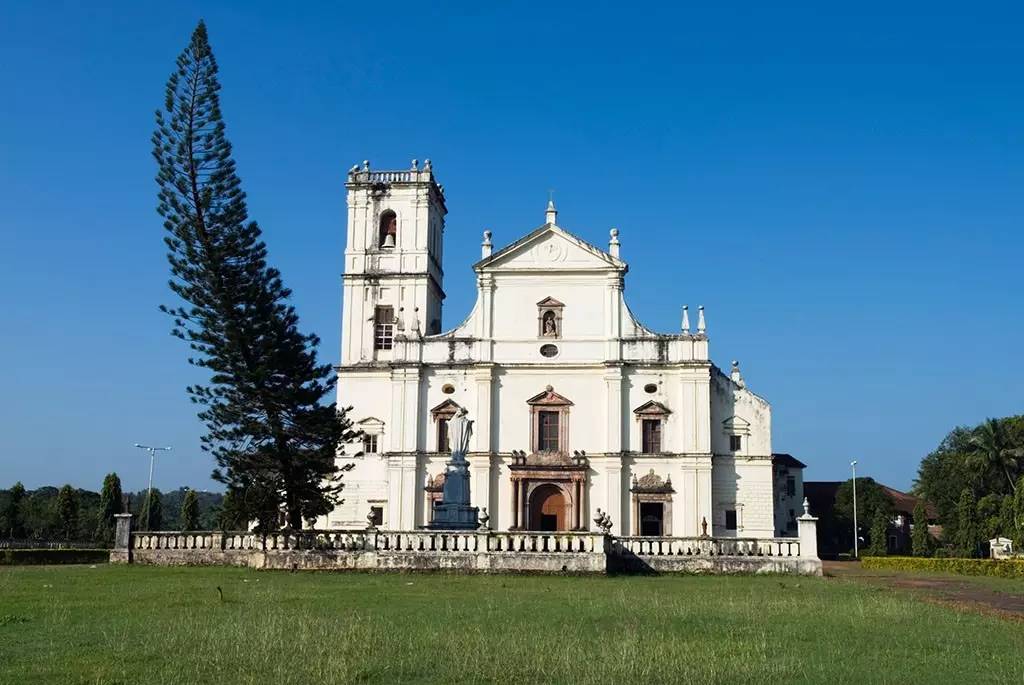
[429, 399, 462, 416]
[474, 224, 626, 273]
[722, 416, 751, 434]
[357, 416, 385, 426]
[526, 386, 574, 406]
[536, 296, 565, 308]
[633, 400, 672, 416]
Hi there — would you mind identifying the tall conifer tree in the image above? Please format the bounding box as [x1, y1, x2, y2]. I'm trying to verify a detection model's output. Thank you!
[153, 21, 356, 529]
[180, 489, 200, 530]
[95, 473, 123, 544]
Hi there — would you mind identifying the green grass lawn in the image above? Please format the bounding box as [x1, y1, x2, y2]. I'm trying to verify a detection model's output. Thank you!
[2, 565, 1023, 684]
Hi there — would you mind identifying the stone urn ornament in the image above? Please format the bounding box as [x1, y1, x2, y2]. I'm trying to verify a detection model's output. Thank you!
[366, 508, 378, 531]
[593, 508, 613, 535]
[478, 508, 491, 530]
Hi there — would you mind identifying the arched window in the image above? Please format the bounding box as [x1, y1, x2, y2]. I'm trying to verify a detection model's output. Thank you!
[379, 210, 397, 248]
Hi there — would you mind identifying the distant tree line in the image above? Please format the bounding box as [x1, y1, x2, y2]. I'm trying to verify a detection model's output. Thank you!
[0, 474, 228, 543]
[914, 416, 1024, 557]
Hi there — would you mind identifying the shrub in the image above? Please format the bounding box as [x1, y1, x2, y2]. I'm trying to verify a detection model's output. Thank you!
[862, 555, 1024, 578]
[0, 549, 109, 566]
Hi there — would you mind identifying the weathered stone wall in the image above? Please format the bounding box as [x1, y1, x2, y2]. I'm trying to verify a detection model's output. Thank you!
[112, 517, 821, 576]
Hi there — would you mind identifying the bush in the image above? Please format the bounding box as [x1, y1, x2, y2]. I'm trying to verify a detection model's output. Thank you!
[0, 549, 109, 566]
[862, 555, 1024, 578]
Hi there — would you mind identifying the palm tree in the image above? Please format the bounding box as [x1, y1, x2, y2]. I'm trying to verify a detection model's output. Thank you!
[967, 418, 1024, 493]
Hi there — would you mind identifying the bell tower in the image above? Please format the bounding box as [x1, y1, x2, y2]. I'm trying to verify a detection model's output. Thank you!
[340, 159, 447, 364]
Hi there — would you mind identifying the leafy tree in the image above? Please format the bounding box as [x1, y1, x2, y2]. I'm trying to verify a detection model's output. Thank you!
[139, 489, 163, 531]
[967, 418, 1023, 493]
[56, 485, 79, 541]
[95, 473, 123, 544]
[953, 488, 980, 557]
[867, 510, 889, 556]
[2, 482, 26, 538]
[911, 499, 931, 557]
[181, 489, 200, 530]
[977, 493, 1004, 541]
[834, 477, 893, 553]
[152, 21, 357, 530]
[1014, 475, 1024, 548]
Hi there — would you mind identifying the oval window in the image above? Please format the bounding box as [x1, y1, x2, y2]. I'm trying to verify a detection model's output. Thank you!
[441, 383, 455, 394]
[540, 344, 559, 358]
[644, 383, 658, 394]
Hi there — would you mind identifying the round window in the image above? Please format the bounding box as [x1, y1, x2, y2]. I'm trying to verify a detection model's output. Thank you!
[540, 344, 559, 358]
[441, 383, 455, 394]
[643, 383, 658, 394]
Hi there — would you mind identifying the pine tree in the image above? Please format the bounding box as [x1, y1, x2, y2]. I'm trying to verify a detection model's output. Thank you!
[3, 481, 26, 538]
[867, 510, 889, 556]
[140, 489, 163, 531]
[953, 488, 979, 557]
[95, 473, 123, 544]
[181, 489, 200, 530]
[56, 485, 79, 541]
[152, 21, 357, 530]
[911, 499, 930, 557]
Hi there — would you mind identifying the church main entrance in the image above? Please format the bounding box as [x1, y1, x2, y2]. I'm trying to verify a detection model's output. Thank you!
[529, 484, 567, 531]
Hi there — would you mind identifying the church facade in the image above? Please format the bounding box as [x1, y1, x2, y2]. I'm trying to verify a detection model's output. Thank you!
[320, 161, 780, 538]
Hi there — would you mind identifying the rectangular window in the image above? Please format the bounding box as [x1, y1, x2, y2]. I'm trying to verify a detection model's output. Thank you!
[374, 306, 394, 350]
[437, 418, 450, 453]
[362, 434, 378, 454]
[538, 411, 560, 452]
[641, 419, 662, 454]
[369, 506, 383, 527]
[729, 435, 742, 452]
[786, 476, 796, 497]
[725, 509, 737, 531]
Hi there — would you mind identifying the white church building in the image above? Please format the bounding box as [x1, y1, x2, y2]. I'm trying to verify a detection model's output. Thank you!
[320, 161, 788, 538]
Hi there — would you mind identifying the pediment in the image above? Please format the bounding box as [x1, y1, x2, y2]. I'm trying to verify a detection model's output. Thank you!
[633, 400, 672, 416]
[536, 296, 565, 308]
[474, 225, 626, 273]
[429, 399, 462, 416]
[357, 416, 385, 426]
[526, 386, 574, 406]
[722, 416, 751, 434]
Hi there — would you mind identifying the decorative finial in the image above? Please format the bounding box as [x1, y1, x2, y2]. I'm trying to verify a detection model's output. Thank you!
[478, 508, 490, 530]
[362, 160, 370, 171]
[423, 159, 432, 171]
[349, 164, 360, 175]
[730, 360, 744, 388]
[411, 159, 419, 170]
[545, 197, 558, 225]
[395, 307, 406, 333]
[697, 305, 706, 333]
[481, 230, 493, 258]
[545, 384, 554, 392]
[681, 305, 690, 334]
[802, 497, 811, 517]
[609, 228, 620, 258]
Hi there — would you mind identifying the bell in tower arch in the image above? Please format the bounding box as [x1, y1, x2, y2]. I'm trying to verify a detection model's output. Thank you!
[379, 210, 397, 249]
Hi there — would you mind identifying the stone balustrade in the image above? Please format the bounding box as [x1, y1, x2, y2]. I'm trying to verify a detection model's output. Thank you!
[112, 516, 819, 575]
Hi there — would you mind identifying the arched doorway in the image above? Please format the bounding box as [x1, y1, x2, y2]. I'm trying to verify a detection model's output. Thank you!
[529, 484, 569, 531]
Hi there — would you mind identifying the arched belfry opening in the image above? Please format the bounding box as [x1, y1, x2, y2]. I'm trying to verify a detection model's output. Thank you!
[379, 209, 397, 248]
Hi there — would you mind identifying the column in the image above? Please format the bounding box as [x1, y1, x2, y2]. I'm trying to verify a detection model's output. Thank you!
[605, 462, 623, 536]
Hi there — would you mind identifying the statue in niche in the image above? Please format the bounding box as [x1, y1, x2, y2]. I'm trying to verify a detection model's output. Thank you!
[542, 310, 558, 337]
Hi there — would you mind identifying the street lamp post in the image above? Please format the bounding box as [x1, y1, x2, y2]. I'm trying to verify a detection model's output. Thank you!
[851, 460, 859, 559]
[134, 443, 172, 530]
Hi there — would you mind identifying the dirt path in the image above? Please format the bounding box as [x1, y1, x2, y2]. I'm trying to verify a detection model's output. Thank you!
[825, 561, 1024, 620]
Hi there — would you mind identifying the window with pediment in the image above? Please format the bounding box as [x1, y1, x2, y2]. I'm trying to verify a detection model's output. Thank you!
[526, 385, 573, 455]
[633, 401, 671, 454]
[430, 399, 462, 453]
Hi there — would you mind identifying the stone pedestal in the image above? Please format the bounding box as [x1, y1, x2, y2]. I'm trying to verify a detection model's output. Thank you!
[110, 513, 133, 564]
[429, 454, 479, 530]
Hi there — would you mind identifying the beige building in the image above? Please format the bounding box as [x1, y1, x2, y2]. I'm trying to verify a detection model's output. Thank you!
[321, 161, 779, 538]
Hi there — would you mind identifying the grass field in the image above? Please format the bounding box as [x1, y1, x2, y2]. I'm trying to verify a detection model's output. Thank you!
[2, 565, 1023, 684]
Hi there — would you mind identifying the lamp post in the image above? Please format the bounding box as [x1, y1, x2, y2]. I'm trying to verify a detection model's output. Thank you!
[134, 443, 172, 530]
[851, 460, 859, 559]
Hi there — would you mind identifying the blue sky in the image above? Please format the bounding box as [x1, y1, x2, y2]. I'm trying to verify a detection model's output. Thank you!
[1, 2, 1021, 493]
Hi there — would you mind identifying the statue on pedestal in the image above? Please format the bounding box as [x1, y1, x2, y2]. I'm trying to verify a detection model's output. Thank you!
[429, 408, 480, 530]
